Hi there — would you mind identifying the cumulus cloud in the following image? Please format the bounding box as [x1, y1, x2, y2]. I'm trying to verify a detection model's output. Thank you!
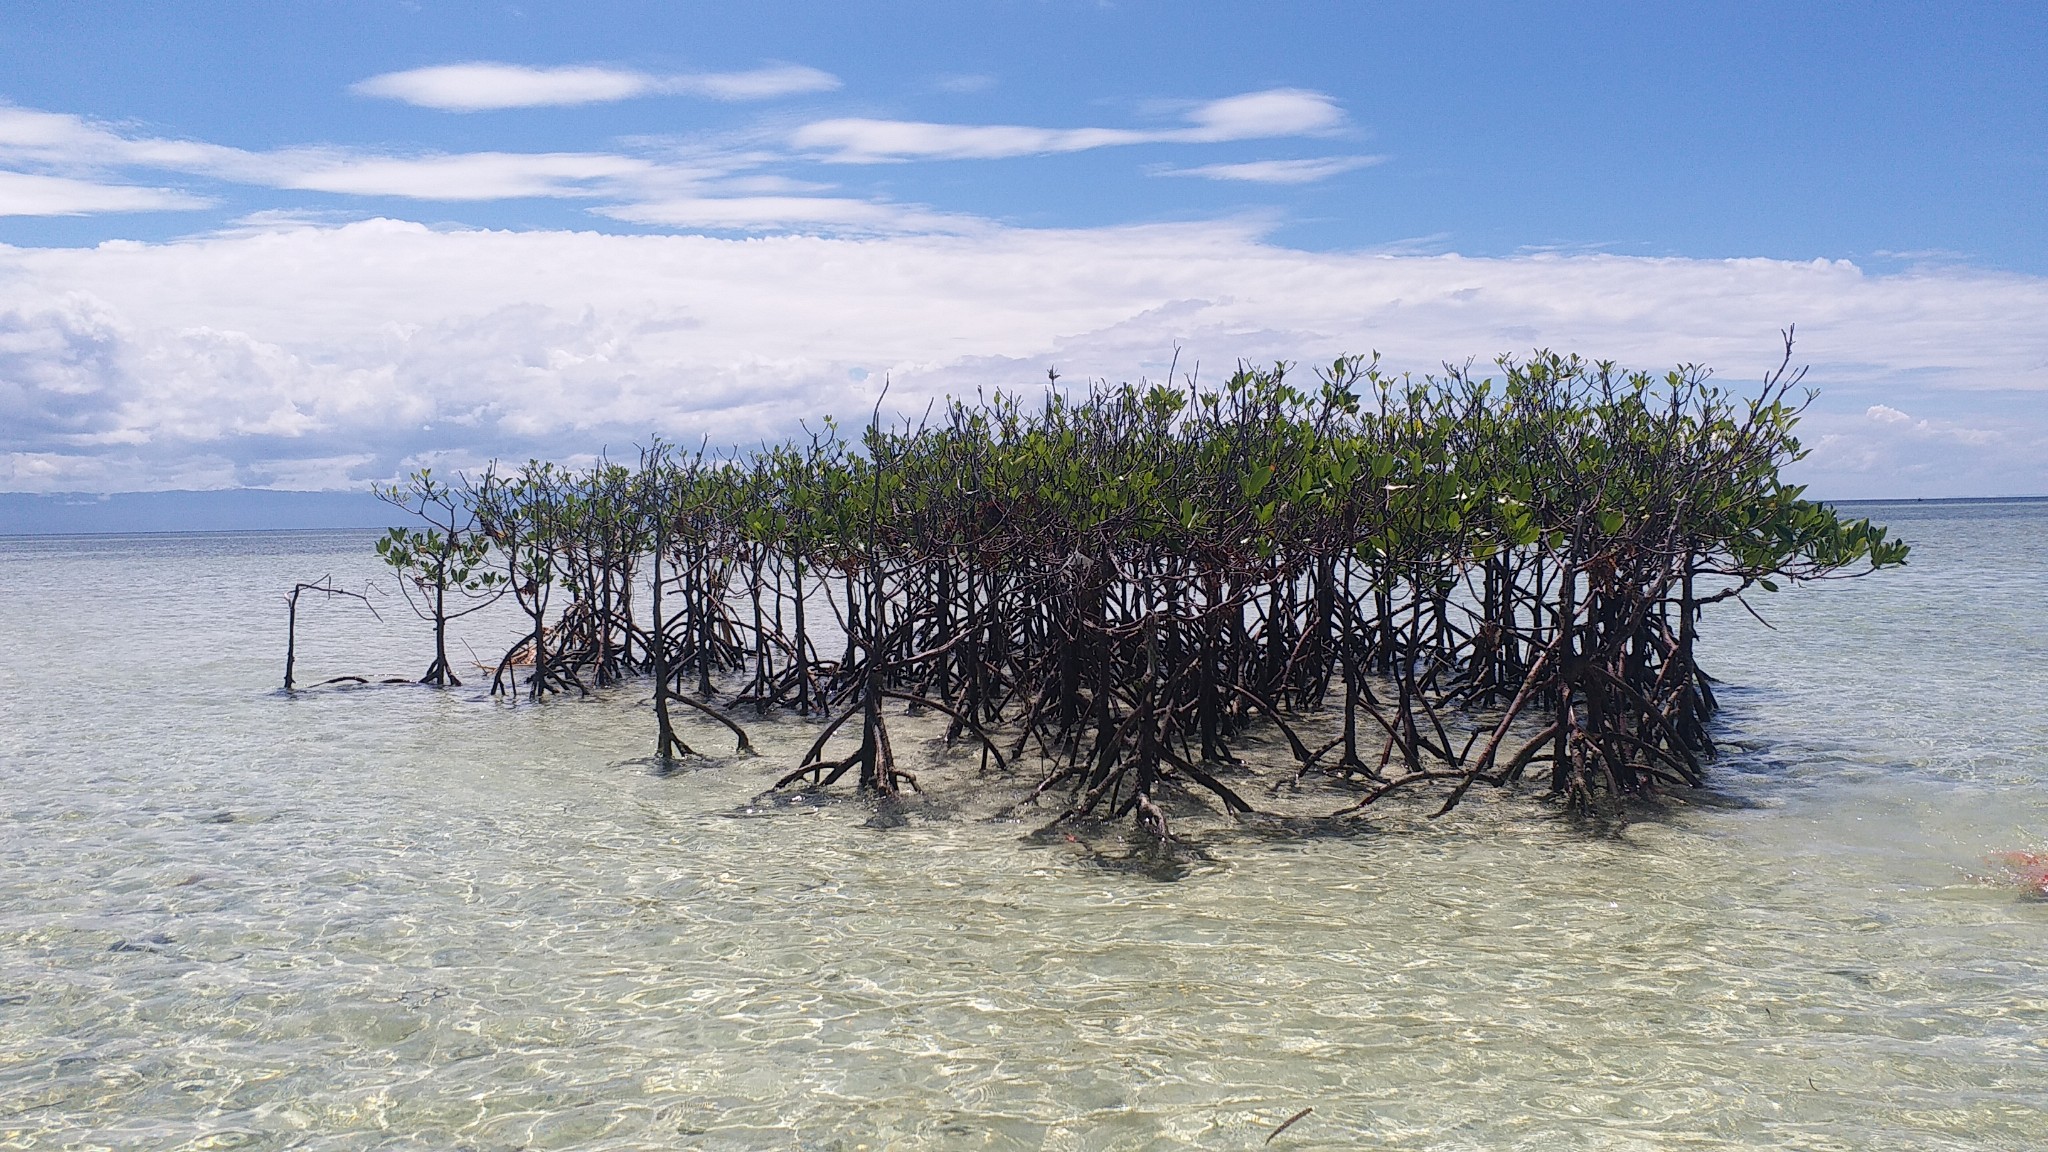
[0, 294, 130, 443]
[1803, 401, 2040, 495]
[1156, 156, 1383, 184]
[792, 88, 1344, 162]
[1, 219, 2043, 497]
[351, 62, 840, 111]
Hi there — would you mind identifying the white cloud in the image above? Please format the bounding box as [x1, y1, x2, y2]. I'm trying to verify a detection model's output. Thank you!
[1805, 405, 2034, 494]
[791, 119, 1144, 162]
[1866, 403, 1911, 423]
[668, 64, 841, 102]
[932, 73, 998, 95]
[792, 88, 1346, 162]
[1178, 89, 1343, 140]
[0, 170, 210, 215]
[597, 195, 973, 233]
[1, 220, 2043, 497]
[0, 102, 733, 205]
[278, 151, 657, 200]
[0, 87, 1342, 224]
[353, 64, 652, 111]
[0, 106, 112, 169]
[1157, 156, 1383, 184]
[0, 105, 251, 175]
[351, 62, 840, 111]
[0, 99, 908, 220]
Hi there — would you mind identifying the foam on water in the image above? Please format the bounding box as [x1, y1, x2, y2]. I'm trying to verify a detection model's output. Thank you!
[2, 504, 2044, 1149]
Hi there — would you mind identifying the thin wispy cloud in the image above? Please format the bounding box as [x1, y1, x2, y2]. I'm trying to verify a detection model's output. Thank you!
[931, 73, 997, 94]
[0, 102, 745, 209]
[353, 64, 648, 111]
[673, 64, 841, 102]
[351, 62, 840, 111]
[278, 151, 659, 200]
[597, 195, 974, 233]
[1179, 90, 1345, 140]
[0, 105, 103, 162]
[0, 104, 250, 175]
[1157, 156, 1383, 184]
[791, 119, 1140, 162]
[0, 85, 1360, 222]
[0, 170, 209, 215]
[792, 88, 1344, 162]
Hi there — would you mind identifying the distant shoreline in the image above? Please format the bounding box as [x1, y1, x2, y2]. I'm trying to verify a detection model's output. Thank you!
[1828, 494, 2048, 505]
[2, 488, 2043, 537]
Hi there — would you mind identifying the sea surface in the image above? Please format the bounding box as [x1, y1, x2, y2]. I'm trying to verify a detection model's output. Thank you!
[2, 500, 2045, 1150]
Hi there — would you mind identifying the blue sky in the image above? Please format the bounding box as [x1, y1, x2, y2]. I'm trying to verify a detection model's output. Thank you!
[2, 1, 2045, 500]
[5, 1, 2043, 264]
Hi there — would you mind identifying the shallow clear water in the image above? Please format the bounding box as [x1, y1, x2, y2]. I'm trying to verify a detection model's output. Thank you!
[2, 502, 2045, 1150]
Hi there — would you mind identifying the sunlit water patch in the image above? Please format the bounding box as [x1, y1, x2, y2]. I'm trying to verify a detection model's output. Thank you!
[2, 504, 2045, 1149]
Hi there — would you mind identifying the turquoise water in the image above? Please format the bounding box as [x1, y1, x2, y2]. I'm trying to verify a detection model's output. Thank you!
[1, 501, 2044, 1150]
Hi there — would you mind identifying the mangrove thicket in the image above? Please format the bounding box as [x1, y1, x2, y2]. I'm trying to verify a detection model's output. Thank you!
[350, 343, 1907, 839]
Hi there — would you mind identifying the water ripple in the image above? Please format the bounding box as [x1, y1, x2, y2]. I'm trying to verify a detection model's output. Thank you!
[3, 512, 2046, 1148]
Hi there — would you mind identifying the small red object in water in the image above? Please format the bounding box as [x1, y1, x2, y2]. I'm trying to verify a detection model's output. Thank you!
[1988, 851, 2048, 893]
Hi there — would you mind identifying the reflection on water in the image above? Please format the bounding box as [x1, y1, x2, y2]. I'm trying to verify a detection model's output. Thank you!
[2, 503, 2045, 1149]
